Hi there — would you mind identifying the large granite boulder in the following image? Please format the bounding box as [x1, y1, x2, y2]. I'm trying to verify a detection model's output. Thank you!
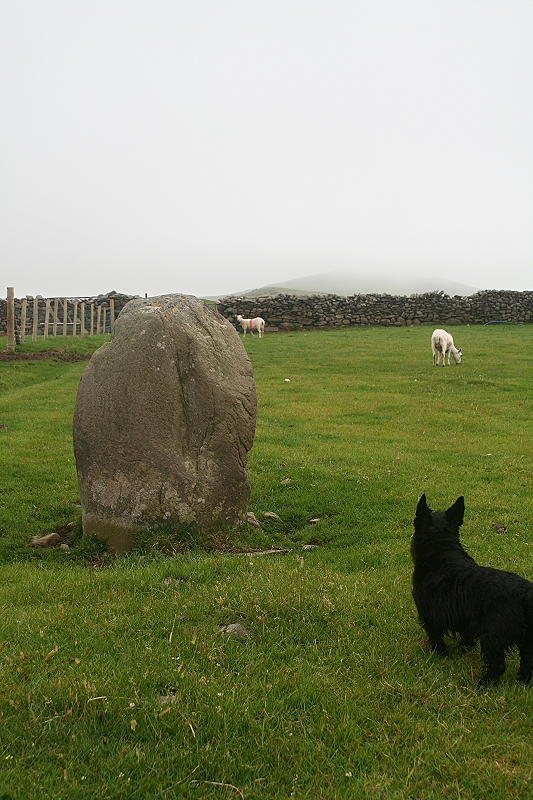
[73, 294, 257, 553]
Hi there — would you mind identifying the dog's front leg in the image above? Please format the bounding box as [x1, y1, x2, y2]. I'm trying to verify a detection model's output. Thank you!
[429, 638, 448, 656]
[423, 623, 448, 656]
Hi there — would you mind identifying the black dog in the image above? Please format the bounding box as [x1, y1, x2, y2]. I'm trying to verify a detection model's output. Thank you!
[411, 494, 533, 686]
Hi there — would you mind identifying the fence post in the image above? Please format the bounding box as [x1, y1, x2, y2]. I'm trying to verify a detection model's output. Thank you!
[62, 298, 68, 336]
[72, 300, 78, 337]
[80, 302, 85, 335]
[20, 298, 27, 344]
[110, 297, 115, 332]
[52, 298, 59, 336]
[96, 304, 101, 334]
[90, 303, 94, 336]
[102, 306, 107, 335]
[32, 296, 39, 342]
[6, 287, 15, 353]
[44, 298, 51, 338]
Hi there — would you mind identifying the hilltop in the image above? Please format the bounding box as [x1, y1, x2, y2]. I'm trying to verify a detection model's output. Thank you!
[212, 270, 479, 299]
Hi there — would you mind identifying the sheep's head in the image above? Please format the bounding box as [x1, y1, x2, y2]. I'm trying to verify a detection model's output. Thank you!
[454, 348, 463, 364]
[236, 315, 243, 322]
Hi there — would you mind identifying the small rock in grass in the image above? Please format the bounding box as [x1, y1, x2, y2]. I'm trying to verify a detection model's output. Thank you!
[246, 512, 261, 528]
[308, 518, 322, 524]
[31, 532, 62, 548]
[262, 511, 281, 520]
[159, 694, 178, 705]
[492, 524, 507, 534]
[302, 544, 319, 550]
[280, 478, 292, 485]
[217, 623, 250, 640]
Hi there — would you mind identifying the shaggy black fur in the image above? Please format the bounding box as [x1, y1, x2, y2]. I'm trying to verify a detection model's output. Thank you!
[411, 494, 533, 686]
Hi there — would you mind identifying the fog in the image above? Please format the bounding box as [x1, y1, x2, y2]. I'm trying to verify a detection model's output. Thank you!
[2, 1, 532, 298]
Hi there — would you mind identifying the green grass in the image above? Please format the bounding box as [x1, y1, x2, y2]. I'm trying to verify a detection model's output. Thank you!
[0, 326, 532, 799]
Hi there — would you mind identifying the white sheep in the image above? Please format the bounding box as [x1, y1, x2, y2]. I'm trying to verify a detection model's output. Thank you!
[236, 315, 265, 337]
[431, 328, 462, 366]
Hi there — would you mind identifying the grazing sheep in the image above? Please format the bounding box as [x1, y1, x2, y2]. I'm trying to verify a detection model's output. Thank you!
[236, 315, 265, 337]
[431, 329, 462, 366]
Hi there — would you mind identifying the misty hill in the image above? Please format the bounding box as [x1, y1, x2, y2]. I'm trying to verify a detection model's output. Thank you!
[221, 271, 479, 299]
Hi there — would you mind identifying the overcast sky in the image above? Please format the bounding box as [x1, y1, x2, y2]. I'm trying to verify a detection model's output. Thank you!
[2, 0, 532, 298]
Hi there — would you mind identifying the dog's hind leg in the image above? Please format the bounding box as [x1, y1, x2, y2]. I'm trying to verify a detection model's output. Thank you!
[517, 642, 533, 685]
[479, 640, 506, 686]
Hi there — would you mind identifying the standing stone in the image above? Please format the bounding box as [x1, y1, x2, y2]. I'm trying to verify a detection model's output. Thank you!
[73, 295, 257, 553]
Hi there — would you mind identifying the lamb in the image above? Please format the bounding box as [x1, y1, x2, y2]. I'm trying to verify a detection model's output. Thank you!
[236, 315, 265, 337]
[431, 329, 462, 366]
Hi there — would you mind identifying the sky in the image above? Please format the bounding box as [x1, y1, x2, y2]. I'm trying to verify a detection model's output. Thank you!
[2, 0, 532, 299]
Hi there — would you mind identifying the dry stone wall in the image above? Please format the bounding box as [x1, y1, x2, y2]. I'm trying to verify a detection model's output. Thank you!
[218, 290, 533, 330]
[2, 289, 532, 335]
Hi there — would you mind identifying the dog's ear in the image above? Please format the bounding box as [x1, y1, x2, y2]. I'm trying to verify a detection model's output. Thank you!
[445, 496, 465, 527]
[415, 494, 431, 522]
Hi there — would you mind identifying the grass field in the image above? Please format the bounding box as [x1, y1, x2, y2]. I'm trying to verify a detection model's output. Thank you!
[0, 325, 532, 799]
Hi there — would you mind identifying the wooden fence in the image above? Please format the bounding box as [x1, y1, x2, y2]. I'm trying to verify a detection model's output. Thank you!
[5, 288, 116, 352]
